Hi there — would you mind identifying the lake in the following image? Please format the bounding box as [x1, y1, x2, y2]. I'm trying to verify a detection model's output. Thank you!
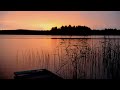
[0, 35, 120, 79]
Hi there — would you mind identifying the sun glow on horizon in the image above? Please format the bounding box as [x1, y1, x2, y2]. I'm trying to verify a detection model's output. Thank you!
[31, 23, 62, 30]
[0, 11, 120, 30]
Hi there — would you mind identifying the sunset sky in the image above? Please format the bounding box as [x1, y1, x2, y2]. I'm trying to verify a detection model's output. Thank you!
[0, 11, 120, 30]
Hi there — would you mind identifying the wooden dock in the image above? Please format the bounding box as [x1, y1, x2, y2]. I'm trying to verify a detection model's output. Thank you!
[14, 69, 63, 80]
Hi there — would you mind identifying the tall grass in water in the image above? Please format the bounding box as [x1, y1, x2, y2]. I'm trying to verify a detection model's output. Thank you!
[55, 35, 120, 79]
[55, 37, 92, 79]
[102, 36, 120, 79]
[16, 49, 50, 71]
[16, 36, 120, 79]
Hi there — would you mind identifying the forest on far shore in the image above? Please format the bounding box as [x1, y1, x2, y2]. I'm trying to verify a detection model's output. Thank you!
[0, 25, 120, 35]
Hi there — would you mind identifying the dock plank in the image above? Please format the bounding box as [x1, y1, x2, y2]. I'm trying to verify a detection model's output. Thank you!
[14, 69, 63, 80]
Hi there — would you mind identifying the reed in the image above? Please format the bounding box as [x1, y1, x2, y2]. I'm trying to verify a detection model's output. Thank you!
[16, 35, 120, 79]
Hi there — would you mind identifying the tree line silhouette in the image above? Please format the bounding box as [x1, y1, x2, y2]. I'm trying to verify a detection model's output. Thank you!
[0, 25, 120, 35]
[51, 25, 91, 35]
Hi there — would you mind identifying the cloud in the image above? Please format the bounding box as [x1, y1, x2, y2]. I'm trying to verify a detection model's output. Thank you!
[0, 11, 120, 30]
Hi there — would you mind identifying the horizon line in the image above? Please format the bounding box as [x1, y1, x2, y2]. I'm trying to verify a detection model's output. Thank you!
[0, 24, 120, 30]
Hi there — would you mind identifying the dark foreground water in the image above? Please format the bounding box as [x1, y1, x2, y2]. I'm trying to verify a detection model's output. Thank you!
[0, 35, 120, 79]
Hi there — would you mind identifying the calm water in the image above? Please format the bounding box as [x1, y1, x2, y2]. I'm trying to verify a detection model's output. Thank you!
[0, 35, 120, 79]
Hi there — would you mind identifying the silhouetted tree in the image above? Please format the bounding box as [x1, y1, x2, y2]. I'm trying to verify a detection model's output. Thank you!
[0, 25, 120, 35]
[51, 27, 58, 32]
